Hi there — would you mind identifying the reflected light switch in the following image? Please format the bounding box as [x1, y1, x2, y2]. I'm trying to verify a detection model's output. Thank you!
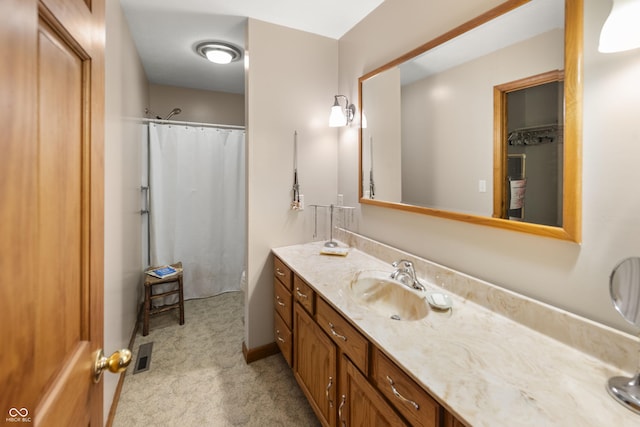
[478, 180, 487, 193]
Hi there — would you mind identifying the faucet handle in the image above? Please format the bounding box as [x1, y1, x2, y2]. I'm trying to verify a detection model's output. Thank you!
[392, 259, 413, 269]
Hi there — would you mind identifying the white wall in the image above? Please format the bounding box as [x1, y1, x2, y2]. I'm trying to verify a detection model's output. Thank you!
[338, 0, 640, 334]
[245, 19, 339, 349]
[148, 84, 245, 125]
[104, 0, 148, 422]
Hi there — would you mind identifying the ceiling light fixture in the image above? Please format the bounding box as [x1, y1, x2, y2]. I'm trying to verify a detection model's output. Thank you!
[329, 95, 356, 127]
[195, 41, 242, 64]
[599, 0, 640, 53]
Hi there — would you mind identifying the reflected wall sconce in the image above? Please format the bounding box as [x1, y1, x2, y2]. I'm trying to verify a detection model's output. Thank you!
[599, 0, 640, 53]
[329, 95, 356, 127]
[195, 41, 243, 64]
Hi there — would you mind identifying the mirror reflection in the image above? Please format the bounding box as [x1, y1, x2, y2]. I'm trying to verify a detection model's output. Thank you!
[495, 72, 564, 226]
[359, 0, 581, 241]
[610, 257, 640, 327]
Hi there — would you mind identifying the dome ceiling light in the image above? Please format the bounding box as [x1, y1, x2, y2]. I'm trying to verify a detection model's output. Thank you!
[195, 41, 243, 65]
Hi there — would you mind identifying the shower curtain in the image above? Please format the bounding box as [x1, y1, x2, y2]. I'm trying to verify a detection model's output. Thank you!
[148, 123, 245, 300]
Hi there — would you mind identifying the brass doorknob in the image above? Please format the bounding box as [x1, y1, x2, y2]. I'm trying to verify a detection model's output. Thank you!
[94, 348, 132, 383]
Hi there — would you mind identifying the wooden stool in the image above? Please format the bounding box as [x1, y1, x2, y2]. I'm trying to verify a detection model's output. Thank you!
[143, 261, 185, 336]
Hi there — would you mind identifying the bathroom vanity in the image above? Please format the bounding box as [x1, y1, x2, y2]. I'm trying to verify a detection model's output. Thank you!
[272, 231, 638, 426]
[273, 252, 451, 427]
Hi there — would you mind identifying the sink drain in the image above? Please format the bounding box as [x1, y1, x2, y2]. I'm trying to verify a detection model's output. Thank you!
[390, 314, 401, 321]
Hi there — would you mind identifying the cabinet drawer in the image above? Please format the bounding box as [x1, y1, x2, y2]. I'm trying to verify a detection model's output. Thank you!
[293, 275, 315, 314]
[273, 256, 292, 290]
[316, 297, 369, 374]
[274, 278, 292, 328]
[274, 312, 292, 367]
[372, 349, 440, 427]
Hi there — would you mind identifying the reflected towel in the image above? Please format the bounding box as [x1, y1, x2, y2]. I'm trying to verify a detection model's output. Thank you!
[510, 179, 526, 209]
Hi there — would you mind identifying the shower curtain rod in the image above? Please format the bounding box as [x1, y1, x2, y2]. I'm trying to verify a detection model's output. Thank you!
[141, 117, 245, 130]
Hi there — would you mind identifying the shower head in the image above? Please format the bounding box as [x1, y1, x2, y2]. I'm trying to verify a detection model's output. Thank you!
[164, 108, 182, 120]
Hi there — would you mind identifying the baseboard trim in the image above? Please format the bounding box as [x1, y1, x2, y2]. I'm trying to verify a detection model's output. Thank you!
[105, 302, 143, 427]
[242, 341, 279, 364]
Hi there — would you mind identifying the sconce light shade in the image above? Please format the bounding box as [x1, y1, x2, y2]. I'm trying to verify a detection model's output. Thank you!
[195, 41, 242, 64]
[329, 95, 356, 127]
[599, 0, 640, 53]
[329, 102, 347, 127]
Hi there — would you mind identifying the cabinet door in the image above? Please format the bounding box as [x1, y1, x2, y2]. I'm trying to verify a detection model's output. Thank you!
[340, 356, 408, 427]
[294, 303, 337, 427]
[443, 411, 467, 427]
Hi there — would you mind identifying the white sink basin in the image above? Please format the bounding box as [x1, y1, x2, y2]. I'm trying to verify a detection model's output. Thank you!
[348, 270, 429, 321]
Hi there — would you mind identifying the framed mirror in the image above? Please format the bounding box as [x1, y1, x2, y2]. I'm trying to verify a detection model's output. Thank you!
[358, 0, 582, 242]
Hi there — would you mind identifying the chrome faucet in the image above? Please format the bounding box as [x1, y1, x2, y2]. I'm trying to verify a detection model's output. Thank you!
[390, 259, 426, 291]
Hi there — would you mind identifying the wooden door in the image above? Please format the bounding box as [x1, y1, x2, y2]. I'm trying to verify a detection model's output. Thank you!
[340, 356, 408, 427]
[294, 304, 337, 427]
[0, 0, 106, 425]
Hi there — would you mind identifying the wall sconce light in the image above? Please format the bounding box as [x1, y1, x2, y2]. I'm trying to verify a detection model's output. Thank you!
[599, 0, 640, 53]
[195, 41, 243, 64]
[329, 95, 356, 127]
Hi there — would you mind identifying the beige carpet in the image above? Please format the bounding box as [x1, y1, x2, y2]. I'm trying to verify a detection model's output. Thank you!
[113, 292, 320, 426]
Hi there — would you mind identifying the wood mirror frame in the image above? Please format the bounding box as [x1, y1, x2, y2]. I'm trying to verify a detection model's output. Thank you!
[358, 0, 582, 242]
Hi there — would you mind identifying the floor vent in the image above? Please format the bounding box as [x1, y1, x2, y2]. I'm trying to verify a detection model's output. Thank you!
[133, 342, 153, 374]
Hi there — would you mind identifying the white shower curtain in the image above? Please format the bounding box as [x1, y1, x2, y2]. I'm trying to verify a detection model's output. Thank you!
[149, 123, 245, 300]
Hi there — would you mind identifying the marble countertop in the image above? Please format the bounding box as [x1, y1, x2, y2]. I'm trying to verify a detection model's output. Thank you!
[272, 240, 639, 426]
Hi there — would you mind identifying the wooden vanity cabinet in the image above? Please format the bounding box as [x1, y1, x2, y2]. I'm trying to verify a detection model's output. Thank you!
[272, 255, 464, 427]
[317, 297, 369, 374]
[274, 279, 293, 326]
[274, 256, 292, 289]
[339, 355, 408, 427]
[443, 412, 466, 427]
[294, 303, 337, 427]
[372, 349, 441, 427]
[294, 274, 315, 314]
[273, 257, 293, 366]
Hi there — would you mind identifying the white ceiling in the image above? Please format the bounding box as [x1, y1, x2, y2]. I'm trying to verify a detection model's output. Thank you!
[120, 0, 384, 94]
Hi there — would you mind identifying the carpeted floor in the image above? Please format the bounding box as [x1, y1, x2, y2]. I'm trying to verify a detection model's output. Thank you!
[113, 292, 320, 426]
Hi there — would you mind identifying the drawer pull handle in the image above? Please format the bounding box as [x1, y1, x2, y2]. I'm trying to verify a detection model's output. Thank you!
[275, 295, 286, 307]
[275, 268, 286, 277]
[338, 394, 346, 427]
[325, 376, 334, 407]
[296, 288, 308, 299]
[386, 376, 419, 410]
[328, 322, 347, 341]
[275, 330, 285, 343]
